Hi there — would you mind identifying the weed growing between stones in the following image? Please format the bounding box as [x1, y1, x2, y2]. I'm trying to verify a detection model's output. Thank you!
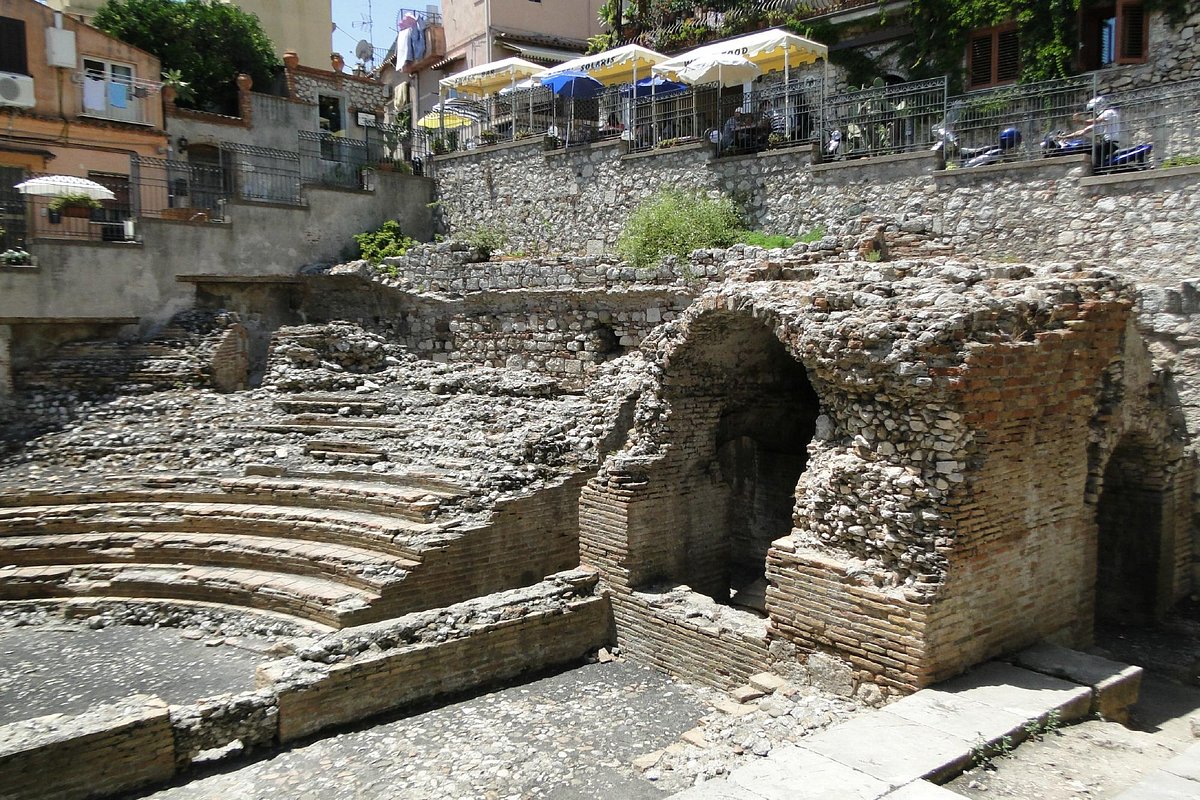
[971, 734, 1015, 770]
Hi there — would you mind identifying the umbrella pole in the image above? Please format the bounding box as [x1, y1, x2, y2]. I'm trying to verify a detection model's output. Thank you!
[510, 67, 516, 141]
[784, 50, 791, 140]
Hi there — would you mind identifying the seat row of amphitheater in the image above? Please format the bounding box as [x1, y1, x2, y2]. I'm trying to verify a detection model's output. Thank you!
[0, 469, 576, 629]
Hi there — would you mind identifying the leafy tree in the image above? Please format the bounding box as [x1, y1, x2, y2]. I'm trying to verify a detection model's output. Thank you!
[94, 0, 280, 113]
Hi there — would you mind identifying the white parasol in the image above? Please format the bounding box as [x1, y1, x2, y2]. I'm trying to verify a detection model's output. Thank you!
[14, 175, 116, 200]
[654, 52, 762, 88]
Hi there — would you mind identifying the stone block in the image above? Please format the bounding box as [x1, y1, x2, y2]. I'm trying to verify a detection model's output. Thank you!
[728, 744, 893, 800]
[882, 781, 966, 799]
[748, 672, 788, 694]
[731, 685, 767, 704]
[1011, 643, 1143, 723]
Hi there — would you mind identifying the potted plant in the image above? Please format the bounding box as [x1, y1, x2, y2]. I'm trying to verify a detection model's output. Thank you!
[767, 132, 786, 149]
[49, 193, 102, 219]
[479, 129, 501, 145]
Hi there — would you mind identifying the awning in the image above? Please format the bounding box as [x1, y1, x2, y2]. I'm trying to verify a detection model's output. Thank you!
[538, 44, 668, 87]
[654, 28, 827, 80]
[438, 57, 543, 96]
[499, 42, 582, 65]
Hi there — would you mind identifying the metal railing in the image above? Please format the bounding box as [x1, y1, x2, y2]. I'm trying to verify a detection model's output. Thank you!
[943, 75, 1096, 166]
[712, 77, 825, 158]
[822, 76, 947, 160]
[75, 72, 156, 126]
[1096, 77, 1200, 173]
[411, 70, 1200, 178]
[131, 156, 228, 222]
[298, 131, 377, 190]
[219, 142, 303, 205]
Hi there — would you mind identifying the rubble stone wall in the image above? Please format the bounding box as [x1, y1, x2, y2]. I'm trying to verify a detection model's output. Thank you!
[263, 579, 609, 742]
[432, 140, 1200, 288]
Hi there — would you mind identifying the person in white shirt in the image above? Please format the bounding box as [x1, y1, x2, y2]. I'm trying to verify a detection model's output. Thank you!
[1070, 96, 1122, 167]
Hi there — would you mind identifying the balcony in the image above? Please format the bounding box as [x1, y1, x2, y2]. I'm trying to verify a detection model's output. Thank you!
[76, 73, 156, 126]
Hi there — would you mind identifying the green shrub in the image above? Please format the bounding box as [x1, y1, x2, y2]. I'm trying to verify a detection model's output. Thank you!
[617, 191, 741, 270]
[463, 226, 507, 259]
[735, 230, 796, 248]
[48, 193, 102, 212]
[797, 226, 826, 244]
[354, 220, 416, 265]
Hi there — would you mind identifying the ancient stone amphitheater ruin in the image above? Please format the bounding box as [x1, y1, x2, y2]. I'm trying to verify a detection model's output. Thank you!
[3, 221, 1197, 797]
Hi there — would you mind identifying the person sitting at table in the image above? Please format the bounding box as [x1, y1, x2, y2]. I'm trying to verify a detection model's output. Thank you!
[600, 112, 624, 137]
[757, 99, 785, 142]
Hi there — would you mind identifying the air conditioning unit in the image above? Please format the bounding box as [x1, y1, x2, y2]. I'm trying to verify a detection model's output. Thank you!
[0, 72, 35, 109]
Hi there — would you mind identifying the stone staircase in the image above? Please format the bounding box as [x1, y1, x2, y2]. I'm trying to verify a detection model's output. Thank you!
[14, 312, 247, 395]
[0, 473, 492, 628]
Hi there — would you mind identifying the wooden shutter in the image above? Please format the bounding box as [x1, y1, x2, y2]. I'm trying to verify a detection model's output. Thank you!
[967, 25, 1019, 89]
[996, 29, 1020, 81]
[0, 17, 28, 75]
[1117, 2, 1147, 63]
[969, 34, 994, 88]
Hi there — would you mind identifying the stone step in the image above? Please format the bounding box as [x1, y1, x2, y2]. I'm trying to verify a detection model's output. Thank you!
[303, 440, 389, 457]
[0, 502, 444, 561]
[307, 450, 386, 465]
[0, 531, 418, 593]
[1, 478, 457, 524]
[0, 563, 380, 628]
[274, 396, 389, 416]
[242, 465, 466, 497]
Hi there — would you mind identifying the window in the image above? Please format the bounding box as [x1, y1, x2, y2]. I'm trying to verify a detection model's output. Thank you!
[318, 95, 344, 133]
[0, 16, 28, 75]
[81, 58, 143, 123]
[967, 25, 1020, 89]
[1080, 2, 1147, 70]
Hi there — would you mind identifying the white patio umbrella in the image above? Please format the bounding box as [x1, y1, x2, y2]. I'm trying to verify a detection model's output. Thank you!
[654, 52, 762, 88]
[14, 175, 116, 200]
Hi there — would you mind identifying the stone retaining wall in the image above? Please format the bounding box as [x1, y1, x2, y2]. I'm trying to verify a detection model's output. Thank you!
[432, 138, 1200, 289]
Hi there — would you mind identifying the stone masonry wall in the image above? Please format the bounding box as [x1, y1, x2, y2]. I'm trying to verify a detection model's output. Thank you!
[432, 139, 1200, 289]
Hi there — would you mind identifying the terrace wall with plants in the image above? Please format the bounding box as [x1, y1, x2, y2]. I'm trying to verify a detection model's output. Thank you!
[431, 139, 1200, 288]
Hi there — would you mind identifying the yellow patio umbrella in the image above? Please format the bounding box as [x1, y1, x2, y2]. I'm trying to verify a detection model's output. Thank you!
[438, 57, 543, 97]
[416, 110, 477, 129]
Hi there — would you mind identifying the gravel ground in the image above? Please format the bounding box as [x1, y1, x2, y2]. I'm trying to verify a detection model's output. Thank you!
[137, 660, 716, 800]
[0, 622, 273, 723]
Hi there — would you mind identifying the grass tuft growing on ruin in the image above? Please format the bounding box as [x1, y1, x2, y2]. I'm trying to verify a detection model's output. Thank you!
[735, 230, 797, 249]
[617, 190, 741, 270]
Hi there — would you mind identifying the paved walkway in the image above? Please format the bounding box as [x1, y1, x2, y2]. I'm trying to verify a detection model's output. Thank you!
[669, 660, 1167, 800]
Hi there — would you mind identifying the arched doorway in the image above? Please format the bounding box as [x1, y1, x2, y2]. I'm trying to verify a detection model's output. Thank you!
[660, 311, 819, 612]
[1095, 435, 1173, 625]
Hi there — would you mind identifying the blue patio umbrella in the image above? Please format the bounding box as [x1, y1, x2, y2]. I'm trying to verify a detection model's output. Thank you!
[539, 71, 605, 99]
[620, 76, 688, 98]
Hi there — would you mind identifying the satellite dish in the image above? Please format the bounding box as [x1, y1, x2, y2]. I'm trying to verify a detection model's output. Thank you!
[355, 39, 374, 63]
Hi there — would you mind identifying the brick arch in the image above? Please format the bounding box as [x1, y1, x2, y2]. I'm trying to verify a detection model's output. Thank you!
[621, 306, 821, 609]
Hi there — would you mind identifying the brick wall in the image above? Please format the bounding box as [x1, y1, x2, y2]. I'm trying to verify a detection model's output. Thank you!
[266, 594, 610, 742]
[0, 695, 174, 800]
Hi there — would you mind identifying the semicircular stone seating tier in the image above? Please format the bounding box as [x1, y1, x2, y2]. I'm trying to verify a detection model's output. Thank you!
[0, 473, 483, 628]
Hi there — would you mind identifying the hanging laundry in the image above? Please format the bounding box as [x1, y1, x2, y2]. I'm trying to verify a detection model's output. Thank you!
[396, 27, 413, 65]
[83, 76, 106, 112]
[411, 24, 426, 62]
[108, 81, 128, 109]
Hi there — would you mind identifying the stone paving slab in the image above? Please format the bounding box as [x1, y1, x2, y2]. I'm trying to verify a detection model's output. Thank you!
[800, 710, 974, 785]
[881, 781, 966, 799]
[666, 662, 1102, 800]
[728, 744, 893, 800]
[882, 690, 1029, 747]
[923, 662, 1094, 722]
[1112, 741, 1200, 799]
